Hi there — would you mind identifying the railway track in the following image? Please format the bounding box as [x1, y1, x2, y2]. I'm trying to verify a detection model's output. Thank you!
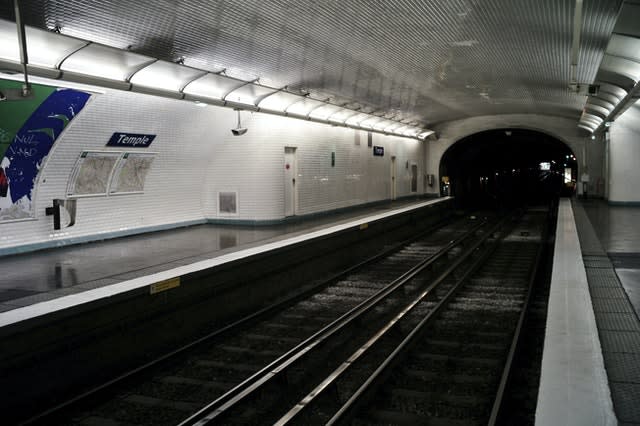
[178, 209, 547, 426]
[26, 213, 498, 426]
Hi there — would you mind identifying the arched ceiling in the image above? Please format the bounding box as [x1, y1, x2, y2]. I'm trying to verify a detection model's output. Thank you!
[0, 0, 623, 127]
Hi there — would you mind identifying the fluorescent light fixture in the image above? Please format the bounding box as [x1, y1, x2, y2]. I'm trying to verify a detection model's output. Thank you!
[286, 98, 325, 117]
[597, 83, 628, 101]
[257, 91, 302, 112]
[586, 98, 615, 112]
[578, 124, 595, 132]
[359, 116, 384, 129]
[183, 73, 245, 101]
[0, 19, 88, 68]
[0, 18, 435, 141]
[601, 54, 640, 82]
[373, 119, 394, 131]
[583, 103, 610, 118]
[580, 119, 602, 128]
[327, 108, 360, 124]
[0, 72, 106, 94]
[60, 43, 153, 81]
[383, 122, 404, 133]
[225, 83, 277, 106]
[344, 112, 370, 127]
[581, 113, 603, 123]
[606, 34, 640, 64]
[393, 125, 410, 136]
[404, 128, 420, 137]
[417, 130, 435, 140]
[129, 60, 205, 92]
[308, 104, 342, 120]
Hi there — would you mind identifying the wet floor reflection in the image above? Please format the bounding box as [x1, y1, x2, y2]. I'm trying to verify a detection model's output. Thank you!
[0, 198, 428, 303]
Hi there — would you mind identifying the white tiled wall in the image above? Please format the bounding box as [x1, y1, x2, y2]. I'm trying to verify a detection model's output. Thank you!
[204, 113, 425, 220]
[0, 86, 425, 250]
[608, 107, 640, 203]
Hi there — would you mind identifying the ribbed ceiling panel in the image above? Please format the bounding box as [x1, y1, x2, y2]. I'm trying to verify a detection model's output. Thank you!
[0, 0, 622, 125]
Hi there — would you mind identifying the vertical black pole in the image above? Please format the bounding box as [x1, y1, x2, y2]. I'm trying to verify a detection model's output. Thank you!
[14, 0, 31, 96]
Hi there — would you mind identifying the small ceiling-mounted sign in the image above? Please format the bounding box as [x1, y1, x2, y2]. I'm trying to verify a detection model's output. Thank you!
[373, 146, 384, 156]
[107, 132, 156, 148]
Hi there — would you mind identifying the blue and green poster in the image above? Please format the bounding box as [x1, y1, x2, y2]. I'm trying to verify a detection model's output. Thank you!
[0, 79, 91, 221]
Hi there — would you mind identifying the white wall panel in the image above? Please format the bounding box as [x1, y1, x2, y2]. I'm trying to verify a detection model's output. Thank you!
[608, 106, 640, 203]
[0, 86, 425, 251]
[0, 89, 231, 250]
[203, 114, 425, 220]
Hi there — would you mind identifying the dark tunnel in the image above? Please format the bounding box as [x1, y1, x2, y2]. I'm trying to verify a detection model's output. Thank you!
[439, 129, 577, 209]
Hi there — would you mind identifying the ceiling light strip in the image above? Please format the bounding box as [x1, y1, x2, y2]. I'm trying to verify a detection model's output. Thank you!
[0, 18, 432, 140]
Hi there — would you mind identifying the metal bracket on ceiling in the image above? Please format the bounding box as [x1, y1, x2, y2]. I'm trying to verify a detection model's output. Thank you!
[569, 0, 584, 89]
[221, 77, 259, 105]
[14, 0, 31, 97]
[253, 85, 285, 107]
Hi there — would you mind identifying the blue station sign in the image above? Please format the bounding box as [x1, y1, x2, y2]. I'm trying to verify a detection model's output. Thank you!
[107, 132, 156, 148]
[373, 146, 384, 156]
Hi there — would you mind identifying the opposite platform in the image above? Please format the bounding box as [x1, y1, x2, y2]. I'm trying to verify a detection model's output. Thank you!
[0, 197, 450, 328]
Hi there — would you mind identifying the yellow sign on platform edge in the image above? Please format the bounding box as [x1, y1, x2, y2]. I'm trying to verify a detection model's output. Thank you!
[150, 277, 181, 294]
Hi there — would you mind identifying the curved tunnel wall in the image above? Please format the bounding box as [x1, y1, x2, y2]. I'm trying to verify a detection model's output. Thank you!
[425, 114, 605, 199]
[0, 78, 425, 252]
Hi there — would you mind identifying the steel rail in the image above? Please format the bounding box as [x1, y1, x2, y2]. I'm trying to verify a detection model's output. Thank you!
[486, 213, 550, 425]
[325, 215, 518, 426]
[278, 217, 510, 425]
[23, 215, 469, 425]
[178, 218, 494, 425]
[23, 216, 458, 425]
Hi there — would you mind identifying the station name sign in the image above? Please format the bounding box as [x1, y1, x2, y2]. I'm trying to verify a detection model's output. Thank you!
[107, 132, 156, 148]
[373, 146, 384, 156]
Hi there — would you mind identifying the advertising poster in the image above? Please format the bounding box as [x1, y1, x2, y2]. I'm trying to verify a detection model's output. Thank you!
[0, 79, 91, 221]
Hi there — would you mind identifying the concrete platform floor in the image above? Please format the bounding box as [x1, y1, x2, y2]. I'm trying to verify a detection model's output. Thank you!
[581, 199, 640, 318]
[0, 198, 436, 313]
[574, 199, 640, 425]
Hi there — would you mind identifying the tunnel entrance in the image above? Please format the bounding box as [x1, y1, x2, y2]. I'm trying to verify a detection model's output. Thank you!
[439, 129, 576, 209]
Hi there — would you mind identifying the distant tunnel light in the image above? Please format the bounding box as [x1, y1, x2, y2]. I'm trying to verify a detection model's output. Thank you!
[257, 91, 302, 112]
[183, 73, 245, 101]
[129, 60, 205, 93]
[224, 83, 277, 106]
[60, 43, 154, 81]
[540, 162, 551, 171]
[0, 19, 88, 68]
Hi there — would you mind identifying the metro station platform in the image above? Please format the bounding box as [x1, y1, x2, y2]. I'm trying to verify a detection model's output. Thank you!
[537, 198, 640, 426]
[0, 197, 448, 324]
